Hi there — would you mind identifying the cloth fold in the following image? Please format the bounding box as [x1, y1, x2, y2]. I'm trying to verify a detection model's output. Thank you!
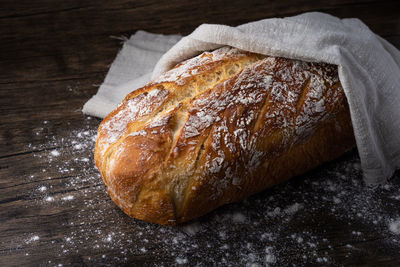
[82, 30, 181, 118]
[83, 12, 400, 185]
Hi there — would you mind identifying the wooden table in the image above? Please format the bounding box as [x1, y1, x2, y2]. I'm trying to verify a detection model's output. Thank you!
[1, 1, 400, 266]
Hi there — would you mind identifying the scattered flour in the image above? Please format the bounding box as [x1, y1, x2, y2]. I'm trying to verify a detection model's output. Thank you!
[389, 220, 400, 234]
[45, 196, 54, 202]
[18, 115, 400, 266]
[181, 222, 202, 236]
[38, 186, 47, 192]
[62, 195, 74, 201]
[26, 235, 40, 244]
[175, 257, 188, 264]
[283, 203, 303, 215]
[50, 150, 60, 157]
[232, 212, 246, 223]
[73, 144, 83, 150]
[264, 246, 276, 264]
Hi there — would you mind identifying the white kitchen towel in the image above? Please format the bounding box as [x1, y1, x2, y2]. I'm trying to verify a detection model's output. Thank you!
[82, 30, 182, 118]
[83, 12, 400, 185]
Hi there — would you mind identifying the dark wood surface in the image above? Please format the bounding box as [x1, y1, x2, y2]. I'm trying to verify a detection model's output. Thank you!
[1, 1, 400, 266]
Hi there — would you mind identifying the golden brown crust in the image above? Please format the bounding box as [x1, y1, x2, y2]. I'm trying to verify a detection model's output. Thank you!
[95, 47, 355, 225]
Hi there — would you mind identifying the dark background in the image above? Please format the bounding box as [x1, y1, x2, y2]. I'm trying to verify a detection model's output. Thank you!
[1, 1, 400, 266]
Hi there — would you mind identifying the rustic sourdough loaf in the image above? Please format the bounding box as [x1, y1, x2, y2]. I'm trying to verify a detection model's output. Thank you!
[95, 47, 355, 225]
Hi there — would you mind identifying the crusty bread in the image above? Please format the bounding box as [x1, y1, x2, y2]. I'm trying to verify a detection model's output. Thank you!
[95, 47, 355, 225]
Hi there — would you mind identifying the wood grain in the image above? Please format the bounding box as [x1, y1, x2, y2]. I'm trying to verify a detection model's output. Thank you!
[1, 0, 399, 266]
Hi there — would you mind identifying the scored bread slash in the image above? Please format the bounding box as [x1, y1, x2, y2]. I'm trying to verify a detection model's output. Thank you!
[95, 46, 355, 225]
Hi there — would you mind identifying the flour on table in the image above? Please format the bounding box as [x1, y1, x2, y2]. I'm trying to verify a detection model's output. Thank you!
[18, 116, 400, 266]
[45, 196, 54, 202]
[61, 195, 74, 201]
[389, 220, 400, 234]
[26, 235, 39, 244]
[38, 186, 47, 192]
[50, 150, 60, 157]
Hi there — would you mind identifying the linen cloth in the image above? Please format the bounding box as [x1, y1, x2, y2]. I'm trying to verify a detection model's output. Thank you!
[83, 30, 182, 118]
[83, 12, 400, 185]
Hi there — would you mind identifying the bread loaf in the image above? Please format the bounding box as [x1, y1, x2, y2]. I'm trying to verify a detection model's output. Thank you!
[95, 47, 355, 225]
